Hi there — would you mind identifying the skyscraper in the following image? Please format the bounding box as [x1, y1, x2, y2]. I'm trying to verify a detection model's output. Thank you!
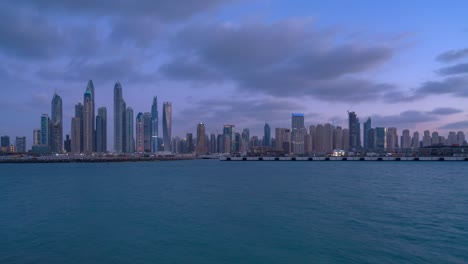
[162, 102, 172, 152]
[333, 126, 343, 150]
[210, 133, 217, 153]
[401, 129, 411, 149]
[151, 97, 159, 153]
[412, 131, 420, 148]
[375, 127, 386, 150]
[64, 135, 71, 153]
[136, 112, 144, 152]
[143, 112, 151, 153]
[422, 130, 431, 147]
[33, 129, 41, 146]
[223, 124, 235, 153]
[83, 88, 94, 153]
[263, 123, 271, 147]
[457, 131, 465, 146]
[40, 114, 50, 146]
[1, 136, 10, 147]
[96, 107, 107, 153]
[432, 131, 440, 145]
[196, 123, 207, 155]
[114, 82, 125, 153]
[86, 80, 96, 151]
[386, 127, 398, 152]
[71, 118, 81, 154]
[315, 124, 325, 153]
[323, 123, 334, 153]
[51, 93, 63, 153]
[15, 137, 26, 153]
[126, 107, 134, 153]
[275, 128, 285, 152]
[75, 103, 84, 152]
[291, 113, 305, 154]
[363, 117, 371, 150]
[348, 111, 361, 151]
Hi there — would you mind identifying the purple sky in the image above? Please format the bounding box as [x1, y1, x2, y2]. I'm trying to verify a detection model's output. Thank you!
[1, 0, 468, 148]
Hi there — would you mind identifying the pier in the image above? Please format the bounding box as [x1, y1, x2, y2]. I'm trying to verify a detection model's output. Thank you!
[220, 156, 468, 161]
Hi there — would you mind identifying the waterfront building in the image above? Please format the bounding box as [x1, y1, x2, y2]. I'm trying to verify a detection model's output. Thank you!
[223, 124, 235, 153]
[447, 131, 457, 146]
[51, 93, 63, 153]
[333, 126, 343, 150]
[348, 111, 361, 151]
[323, 123, 334, 153]
[315, 124, 325, 153]
[309, 125, 316, 152]
[75, 103, 84, 152]
[1, 135, 10, 147]
[401, 129, 411, 149]
[162, 102, 172, 152]
[283, 129, 291, 154]
[432, 131, 440, 145]
[186, 133, 194, 153]
[210, 133, 217, 153]
[196, 123, 207, 155]
[83, 88, 94, 153]
[64, 135, 71, 153]
[114, 82, 125, 153]
[375, 127, 386, 150]
[234, 133, 241, 152]
[412, 131, 420, 148]
[15, 137, 26, 153]
[126, 107, 134, 153]
[457, 131, 466, 146]
[96, 107, 107, 153]
[263, 123, 271, 147]
[136, 113, 144, 152]
[71, 118, 81, 153]
[143, 112, 151, 152]
[342, 129, 349, 151]
[422, 130, 431, 147]
[291, 113, 305, 154]
[33, 129, 41, 146]
[151, 97, 158, 153]
[386, 127, 398, 152]
[241, 128, 250, 151]
[363, 117, 371, 150]
[86, 80, 96, 151]
[368, 128, 376, 149]
[40, 114, 50, 146]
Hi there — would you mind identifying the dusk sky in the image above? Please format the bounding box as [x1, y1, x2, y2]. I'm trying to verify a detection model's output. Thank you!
[1, 0, 468, 147]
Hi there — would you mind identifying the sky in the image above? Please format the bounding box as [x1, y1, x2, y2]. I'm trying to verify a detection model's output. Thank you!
[1, 0, 468, 148]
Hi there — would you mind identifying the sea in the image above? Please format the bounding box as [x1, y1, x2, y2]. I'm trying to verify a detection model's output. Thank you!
[1, 160, 467, 264]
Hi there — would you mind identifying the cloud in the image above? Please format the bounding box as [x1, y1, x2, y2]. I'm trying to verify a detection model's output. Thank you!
[429, 107, 462, 115]
[435, 48, 468, 63]
[416, 75, 468, 97]
[372, 110, 435, 128]
[162, 19, 397, 102]
[439, 121, 468, 130]
[437, 62, 468, 75]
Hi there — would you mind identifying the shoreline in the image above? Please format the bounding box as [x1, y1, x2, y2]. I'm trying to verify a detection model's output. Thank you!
[0, 156, 198, 164]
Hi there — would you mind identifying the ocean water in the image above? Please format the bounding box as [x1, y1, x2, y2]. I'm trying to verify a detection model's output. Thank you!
[0, 160, 467, 264]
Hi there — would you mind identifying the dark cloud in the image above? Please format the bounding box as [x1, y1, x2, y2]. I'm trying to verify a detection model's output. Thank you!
[435, 48, 468, 63]
[416, 75, 468, 97]
[159, 58, 223, 82]
[162, 20, 396, 102]
[439, 121, 468, 130]
[437, 62, 468, 75]
[372, 110, 435, 128]
[429, 107, 463, 115]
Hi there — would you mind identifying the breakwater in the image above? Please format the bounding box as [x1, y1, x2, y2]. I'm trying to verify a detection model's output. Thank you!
[220, 156, 468, 161]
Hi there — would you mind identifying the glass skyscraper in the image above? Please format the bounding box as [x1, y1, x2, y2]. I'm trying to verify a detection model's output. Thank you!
[291, 113, 305, 154]
[151, 97, 159, 153]
[51, 93, 63, 153]
[162, 102, 172, 152]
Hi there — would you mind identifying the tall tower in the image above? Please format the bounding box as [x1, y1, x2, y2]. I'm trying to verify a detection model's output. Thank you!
[263, 123, 271, 147]
[143, 112, 151, 152]
[83, 88, 94, 153]
[40, 114, 50, 146]
[136, 112, 144, 153]
[196, 122, 207, 155]
[71, 117, 81, 153]
[51, 93, 63, 153]
[114, 82, 125, 152]
[75, 103, 84, 152]
[86, 80, 96, 151]
[151, 97, 159, 153]
[291, 113, 305, 154]
[96, 107, 107, 153]
[348, 111, 361, 151]
[125, 107, 134, 153]
[363, 117, 371, 150]
[162, 102, 172, 152]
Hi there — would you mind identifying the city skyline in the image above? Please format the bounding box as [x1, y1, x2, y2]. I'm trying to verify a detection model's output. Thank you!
[1, 1, 468, 144]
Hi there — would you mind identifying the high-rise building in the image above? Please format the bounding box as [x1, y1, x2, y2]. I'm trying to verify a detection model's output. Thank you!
[136, 113, 144, 152]
[283, 129, 291, 154]
[333, 126, 343, 150]
[309, 125, 316, 152]
[71, 117, 81, 153]
[210, 133, 217, 153]
[223, 124, 235, 153]
[348, 111, 361, 151]
[315, 124, 325, 153]
[375, 127, 386, 150]
[448, 131, 457, 146]
[386, 127, 398, 152]
[457, 131, 466, 146]
[33, 129, 41, 146]
[422, 130, 431, 147]
[126, 107, 134, 153]
[241, 128, 249, 151]
[342, 129, 349, 151]
[291, 113, 305, 154]
[412, 131, 420, 148]
[143, 112, 151, 152]
[401, 129, 411, 149]
[151, 97, 159, 153]
[86, 80, 96, 151]
[275, 128, 285, 152]
[196, 123, 207, 155]
[186, 133, 194, 153]
[162, 102, 172, 152]
[431, 131, 440, 146]
[83, 88, 94, 153]
[40, 114, 50, 146]
[263, 123, 271, 147]
[363, 117, 371, 150]
[64, 135, 71, 153]
[114, 82, 125, 153]
[1, 135, 10, 147]
[368, 128, 376, 149]
[96, 107, 107, 153]
[75, 103, 84, 152]
[323, 123, 334, 153]
[15, 137, 26, 153]
[51, 93, 63, 153]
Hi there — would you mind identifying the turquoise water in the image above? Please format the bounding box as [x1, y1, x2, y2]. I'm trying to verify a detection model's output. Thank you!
[1, 161, 467, 263]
